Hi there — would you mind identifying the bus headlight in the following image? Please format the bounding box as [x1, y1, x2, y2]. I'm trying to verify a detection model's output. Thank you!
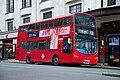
[95, 57, 98, 59]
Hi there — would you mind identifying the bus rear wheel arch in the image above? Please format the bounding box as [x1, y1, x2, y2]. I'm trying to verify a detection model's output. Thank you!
[52, 55, 59, 66]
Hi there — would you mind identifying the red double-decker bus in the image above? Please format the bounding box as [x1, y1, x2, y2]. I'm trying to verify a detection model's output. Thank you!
[16, 12, 98, 65]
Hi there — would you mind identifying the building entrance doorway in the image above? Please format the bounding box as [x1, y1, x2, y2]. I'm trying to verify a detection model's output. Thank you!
[107, 35, 120, 66]
[98, 20, 120, 66]
[3, 40, 15, 59]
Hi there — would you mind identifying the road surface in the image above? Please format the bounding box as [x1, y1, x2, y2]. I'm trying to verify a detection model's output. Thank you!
[0, 62, 120, 80]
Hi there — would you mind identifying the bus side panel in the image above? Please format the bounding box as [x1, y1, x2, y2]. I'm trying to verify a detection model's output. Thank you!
[16, 48, 26, 61]
[29, 50, 53, 63]
[16, 31, 27, 61]
[37, 50, 51, 62]
[73, 49, 98, 65]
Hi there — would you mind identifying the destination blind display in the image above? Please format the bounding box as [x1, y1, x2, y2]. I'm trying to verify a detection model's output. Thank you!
[28, 31, 39, 38]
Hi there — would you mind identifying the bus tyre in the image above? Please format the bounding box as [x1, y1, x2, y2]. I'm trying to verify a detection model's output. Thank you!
[52, 55, 59, 66]
[26, 55, 31, 64]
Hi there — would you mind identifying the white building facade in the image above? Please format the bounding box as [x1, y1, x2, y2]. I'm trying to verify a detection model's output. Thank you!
[0, 0, 120, 65]
[0, 0, 119, 41]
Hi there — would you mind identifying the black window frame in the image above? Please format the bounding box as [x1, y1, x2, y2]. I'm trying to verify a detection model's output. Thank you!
[22, 0, 31, 8]
[7, 21, 13, 31]
[41, 0, 49, 3]
[107, 0, 116, 6]
[6, 0, 14, 13]
[101, 0, 103, 7]
[23, 17, 30, 23]
[69, 3, 82, 13]
[43, 11, 52, 19]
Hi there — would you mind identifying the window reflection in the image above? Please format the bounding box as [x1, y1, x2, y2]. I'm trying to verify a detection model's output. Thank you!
[75, 14, 97, 54]
[76, 40, 97, 54]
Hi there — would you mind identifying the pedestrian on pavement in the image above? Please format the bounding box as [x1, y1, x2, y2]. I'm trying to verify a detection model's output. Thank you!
[8, 48, 13, 59]
[0, 58, 2, 63]
[100, 45, 106, 65]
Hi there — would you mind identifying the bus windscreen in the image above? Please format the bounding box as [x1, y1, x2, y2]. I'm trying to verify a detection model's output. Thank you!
[75, 14, 97, 54]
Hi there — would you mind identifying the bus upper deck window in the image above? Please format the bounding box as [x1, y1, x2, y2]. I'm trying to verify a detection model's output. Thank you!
[20, 26, 24, 31]
[64, 17, 72, 26]
[20, 26, 28, 32]
[29, 24, 36, 31]
[41, 22, 49, 29]
[48, 21, 53, 27]
[36, 23, 41, 30]
[54, 19, 63, 27]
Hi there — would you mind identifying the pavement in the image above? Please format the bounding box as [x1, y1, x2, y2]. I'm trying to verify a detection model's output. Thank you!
[1, 59, 120, 77]
[81, 63, 120, 70]
[0, 59, 26, 64]
[1, 59, 120, 70]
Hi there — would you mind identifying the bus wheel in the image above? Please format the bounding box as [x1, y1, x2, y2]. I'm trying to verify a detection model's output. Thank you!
[26, 55, 31, 64]
[52, 55, 59, 66]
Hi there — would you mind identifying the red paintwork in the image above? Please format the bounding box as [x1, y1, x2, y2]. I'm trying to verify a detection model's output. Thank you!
[15, 12, 98, 65]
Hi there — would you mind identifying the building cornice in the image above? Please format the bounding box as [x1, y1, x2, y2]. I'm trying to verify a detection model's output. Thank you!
[65, 0, 79, 4]
[40, 7, 54, 12]
[85, 6, 120, 17]
[0, 30, 18, 35]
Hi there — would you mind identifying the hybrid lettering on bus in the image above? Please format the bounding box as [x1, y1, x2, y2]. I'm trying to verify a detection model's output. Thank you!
[16, 13, 98, 65]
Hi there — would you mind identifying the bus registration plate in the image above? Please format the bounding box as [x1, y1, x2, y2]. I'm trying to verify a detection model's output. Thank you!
[83, 60, 90, 64]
